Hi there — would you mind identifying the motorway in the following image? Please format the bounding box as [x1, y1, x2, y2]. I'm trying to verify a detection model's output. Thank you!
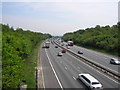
[40, 39, 119, 89]
[55, 39, 120, 74]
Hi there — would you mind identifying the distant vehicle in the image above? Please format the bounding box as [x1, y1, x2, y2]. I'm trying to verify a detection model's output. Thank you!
[55, 46, 58, 48]
[42, 44, 46, 48]
[78, 73, 103, 90]
[62, 49, 66, 53]
[61, 40, 63, 42]
[78, 51, 83, 54]
[57, 52, 63, 56]
[110, 58, 120, 65]
[67, 46, 70, 49]
[67, 41, 74, 46]
[61, 43, 64, 46]
[45, 42, 50, 48]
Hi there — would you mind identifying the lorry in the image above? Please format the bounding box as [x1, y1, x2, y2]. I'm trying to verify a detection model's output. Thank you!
[45, 41, 50, 48]
[42, 41, 50, 48]
[67, 41, 74, 46]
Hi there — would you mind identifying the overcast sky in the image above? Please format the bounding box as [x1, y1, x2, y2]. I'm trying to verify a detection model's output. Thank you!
[1, 0, 119, 36]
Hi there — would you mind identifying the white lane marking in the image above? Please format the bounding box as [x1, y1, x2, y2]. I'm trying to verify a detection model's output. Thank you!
[65, 67, 67, 70]
[45, 49, 64, 89]
[72, 76, 76, 80]
[67, 53, 120, 85]
[40, 46, 45, 89]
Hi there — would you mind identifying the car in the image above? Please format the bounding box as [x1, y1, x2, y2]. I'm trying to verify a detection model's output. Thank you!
[55, 46, 58, 48]
[62, 49, 66, 53]
[110, 58, 120, 65]
[42, 44, 46, 48]
[61, 43, 64, 46]
[78, 73, 103, 90]
[67, 46, 70, 49]
[57, 52, 63, 56]
[78, 50, 83, 54]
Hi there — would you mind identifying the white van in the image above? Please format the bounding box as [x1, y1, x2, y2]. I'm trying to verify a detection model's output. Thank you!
[78, 73, 103, 90]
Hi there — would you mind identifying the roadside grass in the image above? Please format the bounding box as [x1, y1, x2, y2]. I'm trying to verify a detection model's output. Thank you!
[23, 41, 43, 88]
[76, 44, 118, 57]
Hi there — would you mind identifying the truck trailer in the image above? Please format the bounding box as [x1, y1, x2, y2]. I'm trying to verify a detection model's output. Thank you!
[45, 41, 50, 48]
[67, 41, 74, 46]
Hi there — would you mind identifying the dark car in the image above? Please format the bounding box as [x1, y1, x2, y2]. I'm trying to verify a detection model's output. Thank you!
[78, 51, 83, 54]
[62, 49, 66, 53]
[110, 58, 120, 65]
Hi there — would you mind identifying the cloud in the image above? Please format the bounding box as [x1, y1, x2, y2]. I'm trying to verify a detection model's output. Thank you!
[45, 2, 118, 25]
[2, 2, 118, 35]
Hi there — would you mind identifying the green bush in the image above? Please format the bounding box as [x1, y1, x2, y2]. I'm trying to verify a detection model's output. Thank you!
[62, 22, 119, 56]
[2, 24, 51, 88]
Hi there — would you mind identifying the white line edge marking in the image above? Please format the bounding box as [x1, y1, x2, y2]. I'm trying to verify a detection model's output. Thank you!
[73, 76, 76, 80]
[40, 46, 45, 89]
[67, 53, 120, 85]
[45, 49, 64, 90]
[65, 67, 67, 70]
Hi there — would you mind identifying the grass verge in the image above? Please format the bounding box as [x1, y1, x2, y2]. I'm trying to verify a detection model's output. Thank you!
[23, 41, 43, 88]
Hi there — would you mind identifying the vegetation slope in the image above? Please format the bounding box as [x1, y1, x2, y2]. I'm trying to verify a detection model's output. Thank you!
[62, 22, 120, 56]
[2, 24, 51, 88]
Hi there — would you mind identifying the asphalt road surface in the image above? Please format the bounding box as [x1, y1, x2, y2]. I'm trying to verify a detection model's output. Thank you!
[40, 40, 119, 89]
[55, 39, 120, 74]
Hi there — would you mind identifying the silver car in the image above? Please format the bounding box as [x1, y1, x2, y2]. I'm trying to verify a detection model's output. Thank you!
[67, 46, 70, 49]
[110, 58, 120, 65]
[57, 52, 63, 56]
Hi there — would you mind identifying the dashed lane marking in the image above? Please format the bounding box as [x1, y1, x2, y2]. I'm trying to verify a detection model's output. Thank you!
[65, 67, 67, 70]
[72, 76, 76, 80]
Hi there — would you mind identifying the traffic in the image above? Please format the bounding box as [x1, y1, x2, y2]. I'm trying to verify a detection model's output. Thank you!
[41, 38, 120, 89]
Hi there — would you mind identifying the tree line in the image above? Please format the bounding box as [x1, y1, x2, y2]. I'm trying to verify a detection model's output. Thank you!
[2, 24, 51, 88]
[62, 22, 120, 56]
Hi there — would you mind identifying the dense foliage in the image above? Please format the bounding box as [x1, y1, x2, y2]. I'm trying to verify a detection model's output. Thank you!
[62, 22, 119, 56]
[2, 24, 51, 88]
[0, 24, 2, 89]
